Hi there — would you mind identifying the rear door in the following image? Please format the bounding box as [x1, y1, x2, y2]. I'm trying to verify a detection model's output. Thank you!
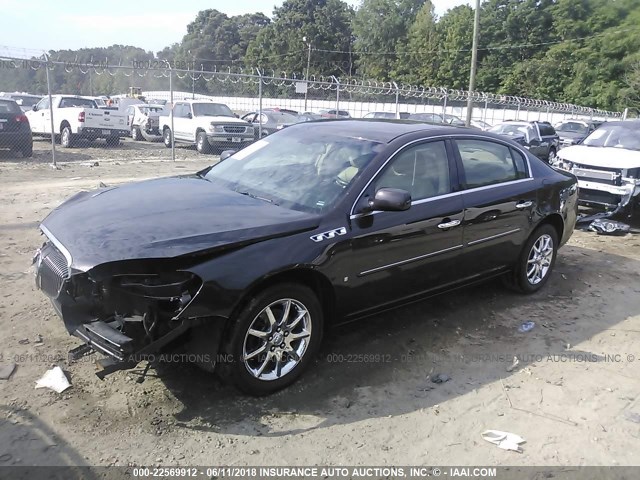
[30, 97, 50, 134]
[452, 137, 537, 278]
[344, 139, 465, 315]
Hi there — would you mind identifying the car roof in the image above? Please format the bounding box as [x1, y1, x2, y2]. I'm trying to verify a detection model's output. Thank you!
[601, 120, 640, 128]
[289, 119, 470, 143]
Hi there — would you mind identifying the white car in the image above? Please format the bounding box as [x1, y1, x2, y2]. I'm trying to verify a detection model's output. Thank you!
[159, 100, 254, 154]
[556, 120, 640, 216]
[26, 95, 128, 147]
[126, 104, 166, 141]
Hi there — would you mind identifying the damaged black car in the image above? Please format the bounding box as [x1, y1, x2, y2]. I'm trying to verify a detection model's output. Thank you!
[34, 120, 578, 396]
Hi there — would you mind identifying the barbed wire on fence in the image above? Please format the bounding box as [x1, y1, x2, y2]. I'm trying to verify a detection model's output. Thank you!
[0, 49, 622, 118]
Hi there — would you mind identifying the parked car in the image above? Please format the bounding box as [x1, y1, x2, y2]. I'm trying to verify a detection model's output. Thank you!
[0, 98, 33, 157]
[318, 109, 351, 119]
[0, 92, 43, 112]
[409, 113, 468, 127]
[33, 119, 577, 395]
[555, 120, 640, 217]
[297, 112, 323, 122]
[470, 119, 492, 130]
[241, 111, 300, 137]
[363, 112, 410, 119]
[126, 104, 166, 141]
[554, 119, 597, 147]
[489, 121, 560, 163]
[26, 95, 128, 147]
[264, 107, 299, 116]
[158, 100, 254, 154]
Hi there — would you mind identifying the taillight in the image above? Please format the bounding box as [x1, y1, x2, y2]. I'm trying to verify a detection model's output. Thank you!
[78, 111, 85, 123]
[15, 114, 28, 123]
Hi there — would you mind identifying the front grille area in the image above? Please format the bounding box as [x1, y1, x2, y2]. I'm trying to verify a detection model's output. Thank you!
[573, 164, 622, 186]
[223, 125, 247, 134]
[578, 188, 621, 208]
[37, 242, 70, 298]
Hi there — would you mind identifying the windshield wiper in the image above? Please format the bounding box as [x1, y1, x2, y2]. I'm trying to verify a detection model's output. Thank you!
[236, 190, 274, 204]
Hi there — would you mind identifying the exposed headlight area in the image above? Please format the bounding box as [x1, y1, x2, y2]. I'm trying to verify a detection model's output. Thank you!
[209, 124, 225, 133]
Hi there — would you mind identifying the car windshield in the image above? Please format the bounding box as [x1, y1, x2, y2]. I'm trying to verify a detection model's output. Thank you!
[193, 103, 234, 117]
[410, 113, 442, 122]
[203, 128, 384, 213]
[582, 124, 640, 150]
[556, 122, 589, 134]
[489, 124, 528, 136]
[139, 106, 164, 114]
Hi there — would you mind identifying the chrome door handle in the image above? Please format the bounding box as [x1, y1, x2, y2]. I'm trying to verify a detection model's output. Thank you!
[438, 219, 461, 229]
[516, 201, 533, 209]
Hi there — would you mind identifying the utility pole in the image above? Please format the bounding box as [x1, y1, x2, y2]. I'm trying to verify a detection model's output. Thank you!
[303, 36, 311, 112]
[466, 0, 481, 127]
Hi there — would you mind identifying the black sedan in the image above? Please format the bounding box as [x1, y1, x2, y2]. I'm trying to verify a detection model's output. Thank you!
[241, 110, 300, 137]
[0, 98, 33, 157]
[33, 121, 578, 395]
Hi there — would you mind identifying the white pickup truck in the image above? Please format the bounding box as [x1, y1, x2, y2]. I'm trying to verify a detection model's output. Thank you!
[158, 100, 254, 154]
[26, 95, 128, 147]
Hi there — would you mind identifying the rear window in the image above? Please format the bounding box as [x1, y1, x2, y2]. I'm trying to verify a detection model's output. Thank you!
[59, 97, 97, 108]
[0, 100, 21, 114]
[538, 124, 556, 136]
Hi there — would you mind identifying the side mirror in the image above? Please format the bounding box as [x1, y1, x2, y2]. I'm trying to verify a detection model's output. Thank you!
[220, 150, 237, 161]
[32, 105, 38, 111]
[186, 112, 192, 119]
[368, 188, 411, 212]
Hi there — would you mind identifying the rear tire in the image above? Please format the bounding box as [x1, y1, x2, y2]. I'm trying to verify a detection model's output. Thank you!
[163, 128, 172, 148]
[220, 283, 323, 396]
[504, 224, 558, 294]
[196, 131, 211, 154]
[60, 126, 74, 148]
[20, 142, 33, 158]
[131, 126, 143, 141]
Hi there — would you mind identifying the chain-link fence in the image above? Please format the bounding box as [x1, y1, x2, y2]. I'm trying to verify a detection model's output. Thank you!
[0, 49, 624, 166]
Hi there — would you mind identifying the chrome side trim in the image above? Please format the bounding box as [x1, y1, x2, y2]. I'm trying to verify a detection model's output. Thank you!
[349, 178, 535, 220]
[40, 224, 72, 268]
[467, 228, 521, 246]
[350, 133, 533, 217]
[359, 244, 463, 277]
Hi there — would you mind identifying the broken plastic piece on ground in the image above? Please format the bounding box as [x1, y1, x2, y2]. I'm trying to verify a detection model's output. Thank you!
[35, 366, 71, 393]
[518, 321, 535, 333]
[481, 430, 526, 452]
[431, 373, 451, 384]
[506, 356, 520, 372]
[0, 363, 17, 380]
[588, 219, 631, 236]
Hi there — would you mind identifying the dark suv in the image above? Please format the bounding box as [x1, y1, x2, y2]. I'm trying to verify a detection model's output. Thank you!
[489, 120, 560, 163]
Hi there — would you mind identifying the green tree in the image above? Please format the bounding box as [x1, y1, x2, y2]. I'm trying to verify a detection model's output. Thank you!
[434, 5, 474, 89]
[352, 0, 426, 80]
[396, 0, 439, 85]
[245, 0, 355, 77]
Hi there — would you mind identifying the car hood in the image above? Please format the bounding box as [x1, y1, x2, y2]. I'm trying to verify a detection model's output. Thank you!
[557, 145, 640, 170]
[195, 115, 248, 124]
[40, 176, 320, 272]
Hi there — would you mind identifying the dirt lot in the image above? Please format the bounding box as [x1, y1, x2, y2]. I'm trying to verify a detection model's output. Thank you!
[1, 138, 639, 468]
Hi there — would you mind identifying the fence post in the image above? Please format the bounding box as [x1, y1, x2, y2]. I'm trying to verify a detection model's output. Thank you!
[393, 81, 400, 119]
[42, 52, 57, 168]
[164, 61, 175, 162]
[332, 76, 340, 117]
[256, 68, 263, 138]
[516, 102, 521, 120]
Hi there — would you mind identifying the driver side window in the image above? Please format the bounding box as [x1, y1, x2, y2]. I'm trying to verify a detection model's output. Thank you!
[374, 141, 451, 201]
[36, 97, 50, 110]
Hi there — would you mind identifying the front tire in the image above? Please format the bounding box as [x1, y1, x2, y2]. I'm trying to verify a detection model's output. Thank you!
[506, 224, 558, 293]
[196, 131, 211, 154]
[131, 126, 143, 141]
[221, 283, 323, 396]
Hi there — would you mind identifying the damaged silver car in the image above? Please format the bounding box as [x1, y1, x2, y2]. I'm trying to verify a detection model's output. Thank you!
[555, 120, 640, 218]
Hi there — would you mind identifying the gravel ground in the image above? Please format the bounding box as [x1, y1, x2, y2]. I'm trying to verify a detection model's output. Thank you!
[1, 138, 639, 468]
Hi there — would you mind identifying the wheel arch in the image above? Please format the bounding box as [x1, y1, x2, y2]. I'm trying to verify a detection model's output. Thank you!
[536, 213, 564, 243]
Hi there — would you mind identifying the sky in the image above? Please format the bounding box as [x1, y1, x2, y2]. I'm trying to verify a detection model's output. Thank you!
[0, 0, 471, 55]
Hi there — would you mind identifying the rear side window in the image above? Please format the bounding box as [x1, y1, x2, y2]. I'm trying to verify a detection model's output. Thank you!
[0, 100, 21, 114]
[539, 124, 556, 136]
[455, 139, 527, 189]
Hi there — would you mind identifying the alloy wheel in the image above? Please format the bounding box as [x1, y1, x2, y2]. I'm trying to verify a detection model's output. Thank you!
[526, 233, 554, 285]
[242, 298, 312, 381]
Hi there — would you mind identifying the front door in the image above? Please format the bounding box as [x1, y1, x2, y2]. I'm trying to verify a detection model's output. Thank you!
[342, 140, 465, 317]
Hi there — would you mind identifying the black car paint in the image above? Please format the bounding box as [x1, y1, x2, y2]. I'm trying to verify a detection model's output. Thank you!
[0, 99, 33, 154]
[35, 120, 578, 377]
